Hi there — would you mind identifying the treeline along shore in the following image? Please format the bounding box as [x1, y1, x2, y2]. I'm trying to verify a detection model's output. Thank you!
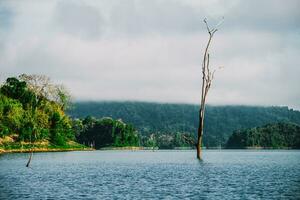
[70, 101, 300, 149]
[1, 74, 300, 153]
[0, 74, 92, 153]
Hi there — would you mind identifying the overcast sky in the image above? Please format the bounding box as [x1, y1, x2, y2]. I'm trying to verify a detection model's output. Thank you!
[0, 0, 299, 109]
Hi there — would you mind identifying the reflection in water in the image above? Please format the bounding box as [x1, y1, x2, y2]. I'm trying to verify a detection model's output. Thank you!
[0, 150, 300, 199]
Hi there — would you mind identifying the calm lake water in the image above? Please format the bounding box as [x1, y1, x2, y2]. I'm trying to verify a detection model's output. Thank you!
[0, 150, 300, 199]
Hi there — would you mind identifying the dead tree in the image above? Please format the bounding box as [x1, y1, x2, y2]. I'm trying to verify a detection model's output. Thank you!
[197, 18, 223, 159]
[26, 151, 33, 167]
[26, 127, 36, 168]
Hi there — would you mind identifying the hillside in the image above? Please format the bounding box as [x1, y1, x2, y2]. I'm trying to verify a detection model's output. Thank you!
[226, 122, 300, 149]
[0, 75, 89, 153]
[68, 101, 300, 147]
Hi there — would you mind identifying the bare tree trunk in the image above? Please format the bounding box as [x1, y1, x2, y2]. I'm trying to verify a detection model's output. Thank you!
[197, 18, 222, 159]
[197, 108, 205, 159]
[196, 125, 202, 159]
[26, 151, 33, 167]
[26, 126, 35, 167]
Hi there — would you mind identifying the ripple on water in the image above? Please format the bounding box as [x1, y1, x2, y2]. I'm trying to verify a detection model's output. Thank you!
[0, 150, 300, 199]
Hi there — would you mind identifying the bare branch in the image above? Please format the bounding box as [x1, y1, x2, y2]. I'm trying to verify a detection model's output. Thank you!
[214, 16, 225, 30]
[197, 17, 223, 159]
[203, 18, 210, 34]
[203, 17, 224, 36]
[211, 29, 218, 35]
[211, 69, 216, 81]
[206, 53, 210, 78]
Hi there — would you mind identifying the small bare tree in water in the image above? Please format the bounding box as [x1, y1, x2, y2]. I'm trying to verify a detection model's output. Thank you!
[197, 18, 223, 159]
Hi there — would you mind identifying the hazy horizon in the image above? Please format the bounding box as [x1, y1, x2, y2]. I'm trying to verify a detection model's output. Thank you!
[72, 100, 299, 112]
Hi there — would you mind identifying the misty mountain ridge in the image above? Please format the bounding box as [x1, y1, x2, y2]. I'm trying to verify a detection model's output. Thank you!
[68, 101, 300, 147]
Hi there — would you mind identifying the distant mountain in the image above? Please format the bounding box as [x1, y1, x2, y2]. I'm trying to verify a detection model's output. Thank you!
[68, 101, 300, 147]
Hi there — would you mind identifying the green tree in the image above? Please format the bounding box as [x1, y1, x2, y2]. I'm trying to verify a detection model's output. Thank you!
[76, 117, 139, 149]
[50, 112, 66, 146]
[0, 75, 75, 146]
[226, 122, 300, 149]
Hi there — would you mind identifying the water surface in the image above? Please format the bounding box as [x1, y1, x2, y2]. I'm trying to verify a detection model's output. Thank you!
[0, 150, 299, 199]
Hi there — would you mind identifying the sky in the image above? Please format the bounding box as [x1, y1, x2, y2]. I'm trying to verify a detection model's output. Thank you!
[0, 0, 300, 109]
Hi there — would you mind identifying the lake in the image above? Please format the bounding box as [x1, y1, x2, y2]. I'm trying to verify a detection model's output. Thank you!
[0, 150, 300, 199]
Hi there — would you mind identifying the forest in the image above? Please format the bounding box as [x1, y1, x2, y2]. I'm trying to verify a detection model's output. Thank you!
[2, 75, 300, 151]
[0, 75, 75, 147]
[226, 122, 300, 149]
[69, 101, 300, 148]
[74, 116, 139, 149]
[0, 75, 138, 152]
[72, 115, 194, 149]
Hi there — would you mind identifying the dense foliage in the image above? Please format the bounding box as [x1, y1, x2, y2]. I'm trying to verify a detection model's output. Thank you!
[0, 75, 74, 146]
[69, 101, 300, 147]
[3, 75, 300, 150]
[140, 132, 195, 149]
[226, 122, 300, 149]
[74, 116, 139, 149]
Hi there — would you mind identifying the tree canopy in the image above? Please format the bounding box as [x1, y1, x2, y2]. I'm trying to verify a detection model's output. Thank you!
[0, 75, 73, 145]
[226, 122, 300, 149]
[75, 116, 139, 149]
[68, 102, 300, 148]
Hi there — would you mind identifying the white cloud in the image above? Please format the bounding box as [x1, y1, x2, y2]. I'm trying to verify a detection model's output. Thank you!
[0, 0, 299, 109]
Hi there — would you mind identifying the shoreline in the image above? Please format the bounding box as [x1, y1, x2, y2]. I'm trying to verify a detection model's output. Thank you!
[0, 147, 94, 154]
[1, 147, 298, 154]
[0, 138, 94, 154]
[100, 146, 158, 150]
